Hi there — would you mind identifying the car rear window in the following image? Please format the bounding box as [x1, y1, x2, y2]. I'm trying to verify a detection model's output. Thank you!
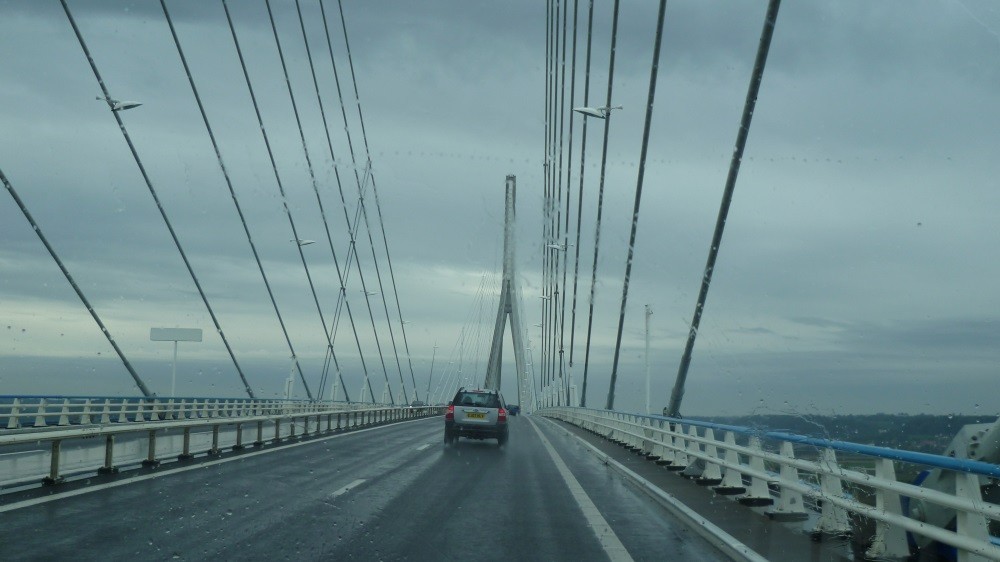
[454, 392, 500, 408]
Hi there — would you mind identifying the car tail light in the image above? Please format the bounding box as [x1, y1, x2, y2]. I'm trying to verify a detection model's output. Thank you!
[445, 404, 454, 420]
[497, 407, 507, 423]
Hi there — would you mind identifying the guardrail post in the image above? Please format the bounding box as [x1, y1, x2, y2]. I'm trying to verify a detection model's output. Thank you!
[80, 399, 93, 425]
[34, 398, 48, 427]
[640, 417, 656, 459]
[316, 415, 322, 435]
[57, 399, 71, 426]
[274, 418, 282, 443]
[739, 436, 773, 506]
[814, 448, 850, 536]
[696, 428, 724, 486]
[290, 417, 297, 439]
[254, 421, 264, 447]
[179, 427, 193, 460]
[142, 430, 159, 467]
[116, 400, 129, 423]
[765, 441, 808, 521]
[304, 415, 310, 436]
[865, 458, 909, 559]
[652, 420, 674, 465]
[714, 431, 747, 495]
[43, 439, 63, 485]
[233, 423, 244, 451]
[955, 472, 991, 562]
[135, 399, 146, 423]
[681, 425, 706, 479]
[665, 423, 688, 471]
[336, 413, 342, 430]
[6, 398, 21, 429]
[150, 399, 161, 422]
[100, 399, 112, 424]
[326, 414, 332, 432]
[97, 435, 118, 474]
[209, 425, 220, 455]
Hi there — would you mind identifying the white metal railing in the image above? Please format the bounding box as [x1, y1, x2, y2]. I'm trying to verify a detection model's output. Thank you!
[542, 407, 1000, 562]
[0, 395, 444, 487]
[0, 395, 381, 430]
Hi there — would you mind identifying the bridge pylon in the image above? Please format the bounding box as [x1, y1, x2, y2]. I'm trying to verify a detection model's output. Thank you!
[483, 176, 530, 412]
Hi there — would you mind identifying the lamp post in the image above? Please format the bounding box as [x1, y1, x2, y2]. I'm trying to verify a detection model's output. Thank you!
[150, 327, 202, 397]
[426, 344, 437, 405]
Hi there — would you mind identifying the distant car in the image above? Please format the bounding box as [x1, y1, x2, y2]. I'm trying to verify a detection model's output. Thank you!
[507, 404, 520, 416]
[410, 400, 425, 407]
[444, 388, 509, 446]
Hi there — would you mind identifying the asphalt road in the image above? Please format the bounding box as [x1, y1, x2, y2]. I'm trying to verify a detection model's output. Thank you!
[1, 415, 729, 561]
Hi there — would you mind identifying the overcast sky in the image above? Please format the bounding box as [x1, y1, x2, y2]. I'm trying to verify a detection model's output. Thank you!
[2, 0, 1000, 416]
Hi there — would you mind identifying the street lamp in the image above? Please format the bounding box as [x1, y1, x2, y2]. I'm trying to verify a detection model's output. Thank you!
[572, 105, 622, 119]
[98, 96, 142, 111]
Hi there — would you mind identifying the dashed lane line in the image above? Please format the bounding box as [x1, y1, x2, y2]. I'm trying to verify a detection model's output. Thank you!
[330, 479, 366, 498]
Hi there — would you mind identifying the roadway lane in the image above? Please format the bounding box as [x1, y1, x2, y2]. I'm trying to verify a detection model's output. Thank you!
[2, 415, 730, 561]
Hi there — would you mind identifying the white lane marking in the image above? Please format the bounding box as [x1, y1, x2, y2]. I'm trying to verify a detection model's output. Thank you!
[0, 416, 438, 514]
[538, 416, 768, 562]
[527, 417, 634, 562]
[330, 478, 366, 498]
[415, 443, 431, 451]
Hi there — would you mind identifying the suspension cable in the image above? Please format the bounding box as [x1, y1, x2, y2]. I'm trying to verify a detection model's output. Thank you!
[560, 0, 580, 406]
[261, 0, 355, 401]
[334, 0, 421, 403]
[222, 0, 335, 400]
[2, 167, 153, 397]
[567, 0, 594, 404]
[316, 1, 398, 405]
[579, 0, 621, 408]
[667, 0, 783, 417]
[540, 0, 559, 405]
[606, 0, 669, 410]
[160, 0, 315, 401]
[290, 0, 370, 402]
[548, 1, 569, 406]
[62, 0, 257, 399]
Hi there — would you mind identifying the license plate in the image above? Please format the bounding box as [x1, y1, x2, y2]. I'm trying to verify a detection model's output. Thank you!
[466, 412, 486, 420]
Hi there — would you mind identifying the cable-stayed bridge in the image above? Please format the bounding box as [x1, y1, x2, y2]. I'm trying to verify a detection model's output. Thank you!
[3, 1, 1000, 560]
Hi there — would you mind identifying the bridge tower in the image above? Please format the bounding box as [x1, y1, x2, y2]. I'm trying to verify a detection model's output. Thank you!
[483, 175, 530, 412]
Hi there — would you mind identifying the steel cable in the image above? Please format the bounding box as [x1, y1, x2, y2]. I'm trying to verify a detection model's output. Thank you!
[62, 0, 257, 399]
[160, 0, 313, 401]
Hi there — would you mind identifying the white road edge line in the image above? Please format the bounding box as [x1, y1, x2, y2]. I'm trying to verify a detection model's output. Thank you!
[537, 416, 768, 562]
[330, 479, 366, 498]
[527, 416, 634, 562]
[0, 416, 438, 514]
[415, 444, 431, 451]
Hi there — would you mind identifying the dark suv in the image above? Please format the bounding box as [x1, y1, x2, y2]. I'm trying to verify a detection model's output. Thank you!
[444, 388, 509, 446]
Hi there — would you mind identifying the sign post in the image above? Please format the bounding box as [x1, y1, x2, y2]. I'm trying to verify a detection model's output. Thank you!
[150, 328, 203, 397]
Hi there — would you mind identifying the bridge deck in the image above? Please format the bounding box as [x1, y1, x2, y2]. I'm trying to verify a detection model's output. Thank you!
[2, 415, 740, 561]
